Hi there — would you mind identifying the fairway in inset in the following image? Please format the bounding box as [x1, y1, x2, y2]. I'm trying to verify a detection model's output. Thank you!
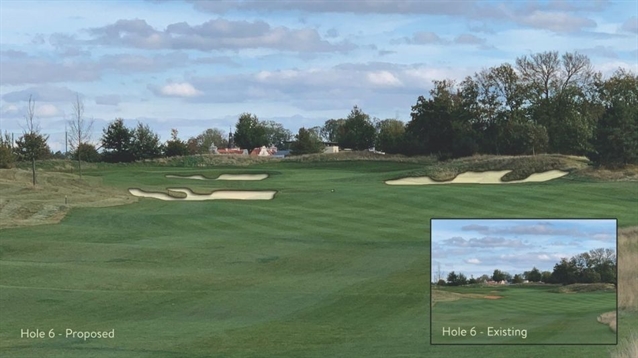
[165, 174, 269, 180]
[385, 170, 568, 185]
[129, 188, 276, 200]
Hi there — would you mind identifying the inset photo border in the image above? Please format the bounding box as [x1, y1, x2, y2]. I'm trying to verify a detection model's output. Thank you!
[430, 218, 618, 345]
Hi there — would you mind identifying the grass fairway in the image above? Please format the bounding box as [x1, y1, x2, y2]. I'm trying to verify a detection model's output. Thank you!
[432, 285, 616, 344]
[1, 160, 636, 357]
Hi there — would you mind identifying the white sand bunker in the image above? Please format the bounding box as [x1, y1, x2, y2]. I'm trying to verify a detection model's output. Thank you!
[385, 170, 568, 185]
[128, 188, 276, 200]
[165, 174, 268, 181]
[216, 174, 268, 181]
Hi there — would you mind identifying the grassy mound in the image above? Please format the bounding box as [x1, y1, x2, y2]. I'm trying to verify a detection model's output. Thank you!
[551, 283, 616, 293]
[400, 154, 588, 182]
[0, 168, 135, 228]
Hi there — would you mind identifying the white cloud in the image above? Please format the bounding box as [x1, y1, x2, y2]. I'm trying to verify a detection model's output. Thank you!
[366, 71, 403, 87]
[34, 104, 60, 117]
[158, 82, 202, 97]
[465, 258, 481, 264]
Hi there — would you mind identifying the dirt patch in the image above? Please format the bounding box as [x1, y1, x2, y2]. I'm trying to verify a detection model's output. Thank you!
[129, 188, 276, 201]
[385, 170, 568, 185]
[597, 311, 617, 333]
[484, 295, 503, 300]
[0, 169, 135, 228]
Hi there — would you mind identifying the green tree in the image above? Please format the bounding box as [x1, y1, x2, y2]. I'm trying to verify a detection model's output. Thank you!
[492, 269, 506, 282]
[436, 279, 446, 286]
[131, 123, 162, 160]
[375, 119, 405, 154]
[187, 128, 229, 154]
[234, 113, 267, 150]
[512, 274, 524, 284]
[589, 69, 638, 166]
[164, 129, 189, 157]
[446, 271, 458, 286]
[101, 118, 134, 163]
[516, 51, 598, 154]
[290, 127, 324, 155]
[525, 267, 542, 282]
[72, 142, 100, 162]
[15, 96, 50, 186]
[262, 121, 292, 148]
[321, 118, 346, 142]
[0, 131, 15, 169]
[456, 273, 468, 286]
[338, 106, 377, 150]
[405, 80, 463, 157]
[541, 271, 552, 283]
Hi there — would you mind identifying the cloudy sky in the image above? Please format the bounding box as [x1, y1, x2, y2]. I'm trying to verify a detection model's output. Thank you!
[431, 219, 617, 282]
[1, 0, 636, 152]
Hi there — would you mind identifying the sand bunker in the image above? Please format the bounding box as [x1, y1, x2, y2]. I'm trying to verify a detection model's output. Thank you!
[217, 174, 268, 181]
[166, 174, 268, 181]
[484, 295, 503, 300]
[128, 188, 276, 201]
[166, 175, 208, 180]
[385, 170, 568, 185]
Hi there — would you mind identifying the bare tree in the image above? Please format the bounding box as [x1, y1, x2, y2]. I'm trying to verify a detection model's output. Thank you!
[68, 93, 94, 178]
[18, 95, 50, 186]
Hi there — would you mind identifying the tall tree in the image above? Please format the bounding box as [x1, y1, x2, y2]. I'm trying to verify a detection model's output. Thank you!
[0, 131, 15, 169]
[338, 106, 376, 150]
[234, 113, 267, 150]
[101, 118, 134, 163]
[375, 119, 405, 154]
[16, 96, 50, 185]
[516, 51, 598, 154]
[68, 94, 94, 178]
[164, 129, 189, 157]
[590, 69, 638, 166]
[262, 120, 292, 148]
[321, 118, 346, 142]
[290, 127, 324, 155]
[131, 123, 162, 160]
[187, 128, 229, 154]
[405, 80, 462, 156]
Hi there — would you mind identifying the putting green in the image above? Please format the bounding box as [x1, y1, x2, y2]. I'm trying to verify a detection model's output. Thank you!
[385, 170, 568, 185]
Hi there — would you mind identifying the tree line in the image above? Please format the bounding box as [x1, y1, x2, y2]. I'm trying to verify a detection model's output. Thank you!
[438, 248, 617, 287]
[1, 50, 636, 184]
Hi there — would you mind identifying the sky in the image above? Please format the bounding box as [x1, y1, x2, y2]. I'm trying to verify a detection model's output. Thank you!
[1, 0, 637, 152]
[431, 219, 617, 282]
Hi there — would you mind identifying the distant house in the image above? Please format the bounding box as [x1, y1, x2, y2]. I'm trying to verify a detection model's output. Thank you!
[250, 145, 278, 156]
[324, 146, 339, 154]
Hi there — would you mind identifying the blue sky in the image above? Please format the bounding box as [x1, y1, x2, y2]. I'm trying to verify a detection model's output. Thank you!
[1, 0, 636, 152]
[431, 219, 617, 282]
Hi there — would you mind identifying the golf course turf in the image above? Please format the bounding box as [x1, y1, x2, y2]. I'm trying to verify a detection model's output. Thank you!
[431, 284, 617, 344]
[1, 159, 636, 357]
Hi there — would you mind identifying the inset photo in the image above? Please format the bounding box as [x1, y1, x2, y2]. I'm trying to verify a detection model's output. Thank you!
[430, 219, 617, 345]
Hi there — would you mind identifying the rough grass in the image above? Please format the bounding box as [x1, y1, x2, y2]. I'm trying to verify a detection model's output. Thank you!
[0, 168, 136, 228]
[551, 283, 617, 294]
[612, 331, 638, 358]
[608, 227, 638, 358]
[618, 227, 638, 311]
